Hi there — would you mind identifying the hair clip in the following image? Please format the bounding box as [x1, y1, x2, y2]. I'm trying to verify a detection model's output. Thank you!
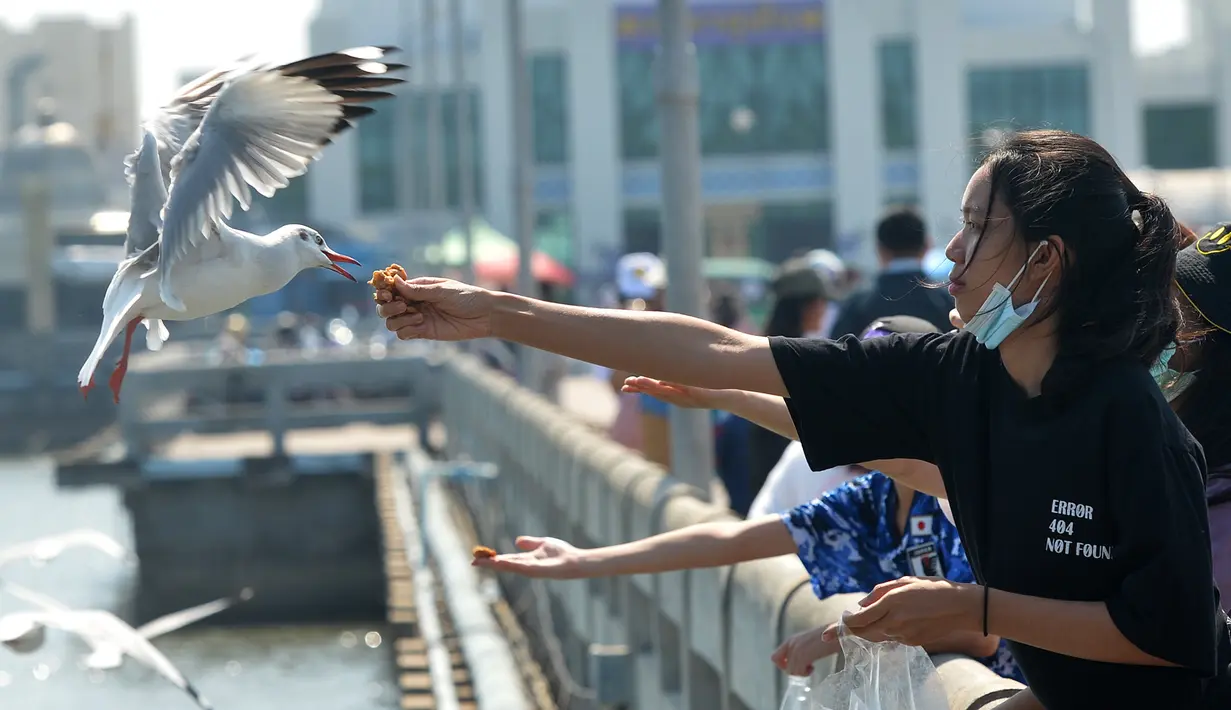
[1130, 209, 1144, 233]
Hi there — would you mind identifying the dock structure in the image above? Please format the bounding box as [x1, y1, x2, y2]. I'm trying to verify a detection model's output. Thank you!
[55, 343, 535, 710]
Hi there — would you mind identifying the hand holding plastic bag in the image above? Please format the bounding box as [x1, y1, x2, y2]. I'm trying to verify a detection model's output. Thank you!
[779, 674, 815, 710]
[810, 614, 949, 710]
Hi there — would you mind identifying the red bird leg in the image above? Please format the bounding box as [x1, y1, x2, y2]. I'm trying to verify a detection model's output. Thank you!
[109, 318, 142, 404]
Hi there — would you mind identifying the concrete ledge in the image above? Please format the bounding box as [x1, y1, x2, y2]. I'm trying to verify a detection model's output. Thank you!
[440, 353, 1030, 710]
[404, 447, 532, 710]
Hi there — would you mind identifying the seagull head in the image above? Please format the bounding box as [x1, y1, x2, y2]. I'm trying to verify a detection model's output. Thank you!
[284, 225, 360, 281]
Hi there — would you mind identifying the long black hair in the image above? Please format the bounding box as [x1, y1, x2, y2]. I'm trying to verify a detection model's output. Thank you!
[965, 130, 1182, 366]
[763, 295, 819, 339]
[1173, 301, 1231, 473]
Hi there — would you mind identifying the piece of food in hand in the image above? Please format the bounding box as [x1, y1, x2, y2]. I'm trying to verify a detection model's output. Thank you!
[472, 545, 498, 560]
[368, 264, 409, 303]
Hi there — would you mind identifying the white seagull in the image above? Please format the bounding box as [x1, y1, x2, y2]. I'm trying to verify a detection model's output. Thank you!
[0, 529, 131, 569]
[0, 581, 250, 709]
[78, 46, 407, 403]
[0, 580, 252, 668]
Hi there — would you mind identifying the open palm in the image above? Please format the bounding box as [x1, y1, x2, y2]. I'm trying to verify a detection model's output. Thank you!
[621, 376, 713, 409]
[470, 536, 586, 579]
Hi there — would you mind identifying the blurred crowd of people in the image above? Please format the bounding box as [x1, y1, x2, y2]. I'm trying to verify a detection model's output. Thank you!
[598, 207, 953, 518]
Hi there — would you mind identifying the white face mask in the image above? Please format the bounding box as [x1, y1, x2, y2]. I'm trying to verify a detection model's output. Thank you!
[961, 242, 1052, 349]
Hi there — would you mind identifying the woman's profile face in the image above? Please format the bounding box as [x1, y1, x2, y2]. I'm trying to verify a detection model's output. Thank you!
[944, 164, 1032, 324]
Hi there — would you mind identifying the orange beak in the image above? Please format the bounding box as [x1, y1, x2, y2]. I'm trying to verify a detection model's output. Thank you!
[322, 248, 360, 281]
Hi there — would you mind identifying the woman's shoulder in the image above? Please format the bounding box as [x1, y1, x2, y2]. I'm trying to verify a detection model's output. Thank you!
[1090, 359, 1194, 437]
[769, 329, 979, 366]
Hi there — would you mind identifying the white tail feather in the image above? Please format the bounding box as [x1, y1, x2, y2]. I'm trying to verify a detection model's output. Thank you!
[79, 262, 146, 389]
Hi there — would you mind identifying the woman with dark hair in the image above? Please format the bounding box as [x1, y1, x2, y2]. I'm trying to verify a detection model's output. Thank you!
[376, 130, 1230, 708]
[745, 257, 841, 501]
[1165, 224, 1231, 612]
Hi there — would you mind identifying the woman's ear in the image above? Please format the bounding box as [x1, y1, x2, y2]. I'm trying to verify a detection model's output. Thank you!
[1039, 236, 1066, 270]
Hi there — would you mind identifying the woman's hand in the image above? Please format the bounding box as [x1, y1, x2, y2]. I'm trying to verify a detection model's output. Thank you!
[771, 626, 839, 676]
[471, 535, 589, 579]
[621, 376, 719, 409]
[949, 308, 965, 330]
[378, 276, 495, 341]
[821, 577, 981, 647]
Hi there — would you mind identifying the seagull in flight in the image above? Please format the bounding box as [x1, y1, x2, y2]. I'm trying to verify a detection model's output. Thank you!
[0, 581, 251, 709]
[78, 46, 408, 403]
[0, 529, 131, 569]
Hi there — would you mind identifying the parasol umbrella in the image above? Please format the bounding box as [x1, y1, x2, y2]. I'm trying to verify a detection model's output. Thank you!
[424, 218, 575, 286]
[423, 218, 520, 265]
[473, 251, 575, 287]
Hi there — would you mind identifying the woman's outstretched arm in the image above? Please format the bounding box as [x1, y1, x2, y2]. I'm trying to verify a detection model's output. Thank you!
[472, 516, 795, 579]
[379, 278, 787, 395]
[490, 292, 787, 395]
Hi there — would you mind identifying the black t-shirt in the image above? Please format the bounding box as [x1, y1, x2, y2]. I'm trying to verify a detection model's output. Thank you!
[769, 330, 1231, 709]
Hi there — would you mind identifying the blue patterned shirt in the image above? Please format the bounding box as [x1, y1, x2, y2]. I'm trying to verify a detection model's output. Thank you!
[781, 471, 1025, 683]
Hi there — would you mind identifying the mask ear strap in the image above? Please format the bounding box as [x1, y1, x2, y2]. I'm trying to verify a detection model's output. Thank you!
[1030, 270, 1053, 302]
[1009, 241, 1050, 292]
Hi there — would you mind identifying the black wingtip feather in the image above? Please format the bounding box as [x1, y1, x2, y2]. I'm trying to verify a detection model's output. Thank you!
[341, 105, 376, 120]
[276, 47, 405, 76]
[320, 76, 406, 91]
[332, 89, 396, 103]
[266, 47, 407, 139]
[290, 62, 410, 84]
[184, 681, 212, 710]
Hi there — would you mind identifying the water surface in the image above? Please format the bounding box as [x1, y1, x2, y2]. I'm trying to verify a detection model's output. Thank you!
[0, 457, 397, 709]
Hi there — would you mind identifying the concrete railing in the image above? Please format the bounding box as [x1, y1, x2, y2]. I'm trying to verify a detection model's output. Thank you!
[116, 342, 443, 460]
[440, 353, 1025, 710]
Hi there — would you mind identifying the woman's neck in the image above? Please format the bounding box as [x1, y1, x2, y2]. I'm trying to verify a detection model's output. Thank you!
[999, 321, 1060, 398]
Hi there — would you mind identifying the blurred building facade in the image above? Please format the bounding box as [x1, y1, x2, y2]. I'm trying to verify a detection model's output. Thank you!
[0, 15, 138, 330]
[307, 0, 1231, 280]
[0, 14, 138, 198]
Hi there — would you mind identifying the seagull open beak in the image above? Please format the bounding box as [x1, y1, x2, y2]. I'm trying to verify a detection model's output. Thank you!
[322, 248, 360, 281]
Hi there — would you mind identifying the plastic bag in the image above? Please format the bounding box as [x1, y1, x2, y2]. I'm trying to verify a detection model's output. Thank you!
[812, 616, 949, 710]
[780, 674, 814, 710]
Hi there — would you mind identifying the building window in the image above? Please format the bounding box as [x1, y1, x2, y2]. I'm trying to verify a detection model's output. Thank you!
[1144, 103, 1217, 169]
[384, 89, 483, 213]
[618, 42, 829, 160]
[531, 54, 569, 165]
[967, 64, 1090, 156]
[623, 207, 662, 255]
[621, 202, 831, 263]
[879, 39, 917, 150]
[442, 89, 486, 210]
[616, 1, 828, 160]
[747, 201, 833, 263]
[617, 50, 660, 160]
[357, 101, 397, 214]
[0, 288, 25, 331]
